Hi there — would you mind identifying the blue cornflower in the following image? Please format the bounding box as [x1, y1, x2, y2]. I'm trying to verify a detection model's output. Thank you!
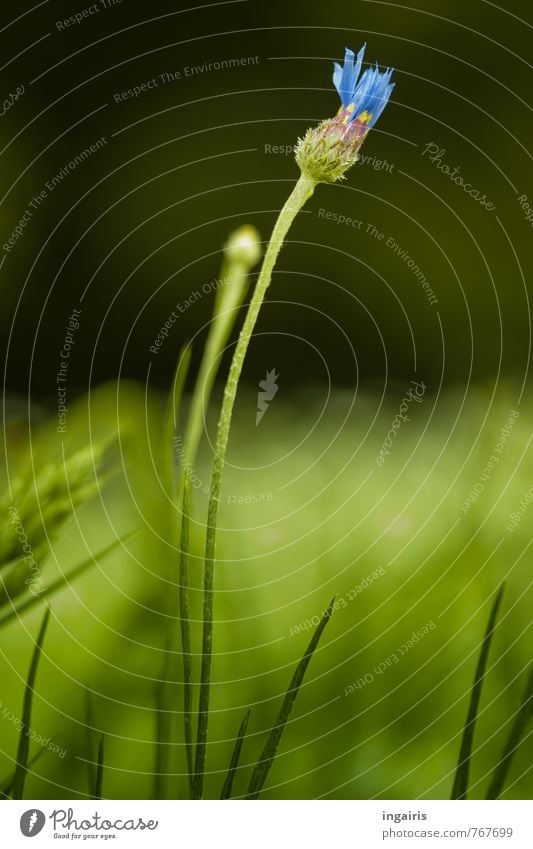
[296, 44, 395, 183]
[333, 45, 394, 130]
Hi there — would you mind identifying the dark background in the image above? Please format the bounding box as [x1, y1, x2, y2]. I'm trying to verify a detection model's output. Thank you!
[1, 0, 532, 400]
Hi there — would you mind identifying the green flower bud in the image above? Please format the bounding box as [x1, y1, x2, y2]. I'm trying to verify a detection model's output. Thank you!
[224, 225, 262, 267]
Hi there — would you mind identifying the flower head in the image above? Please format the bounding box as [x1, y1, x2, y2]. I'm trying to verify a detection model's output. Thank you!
[224, 225, 261, 267]
[296, 45, 395, 183]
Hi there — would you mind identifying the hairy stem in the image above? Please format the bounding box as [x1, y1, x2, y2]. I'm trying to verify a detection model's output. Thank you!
[192, 173, 316, 798]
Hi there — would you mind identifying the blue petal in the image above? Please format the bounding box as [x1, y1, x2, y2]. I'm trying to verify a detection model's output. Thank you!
[333, 45, 367, 108]
[338, 47, 356, 107]
[365, 69, 395, 126]
[367, 81, 395, 127]
[332, 44, 394, 128]
[352, 43, 366, 90]
[333, 62, 343, 93]
[350, 66, 377, 113]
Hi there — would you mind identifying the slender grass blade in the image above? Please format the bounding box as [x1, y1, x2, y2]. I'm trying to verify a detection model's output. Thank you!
[163, 343, 192, 500]
[93, 734, 105, 800]
[0, 531, 138, 630]
[0, 746, 47, 798]
[192, 528, 216, 800]
[179, 473, 194, 791]
[84, 691, 96, 797]
[156, 345, 191, 799]
[451, 585, 505, 800]
[11, 606, 51, 799]
[220, 709, 251, 799]
[486, 663, 533, 799]
[153, 635, 172, 800]
[246, 598, 335, 799]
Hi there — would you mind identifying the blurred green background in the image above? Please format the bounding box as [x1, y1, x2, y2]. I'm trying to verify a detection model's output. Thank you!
[0, 0, 531, 800]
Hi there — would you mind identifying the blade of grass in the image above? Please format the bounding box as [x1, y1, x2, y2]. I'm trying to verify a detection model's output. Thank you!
[220, 708, 251, 799]
[179, 473, 194, 792]
[451, 584, 505, 800]
[179, 231, 259, 800]
[155, 344, 192, 800]
[0, 745, 48, 798]
[84, 690, 97, 796]
[153, 633, 173, 800]
[11, 605, 51, 799]
[196, 178, 315, 801]
[182, 228, 258, 477]
[163, 343, 192, 500]
[486, 663, 533, 799]
[246, 597, 335, 799]
[93, 734, 105, 800]
[155, 229, 261, 801]
[0, 531, 138, 631]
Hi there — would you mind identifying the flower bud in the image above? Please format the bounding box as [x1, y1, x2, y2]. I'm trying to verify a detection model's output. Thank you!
[224, 225, 262, 268]
[296, 45, 394, 184]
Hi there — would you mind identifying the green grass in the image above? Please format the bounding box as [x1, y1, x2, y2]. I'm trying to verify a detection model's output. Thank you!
[220, 709, 250, 799]
[12, 607, 50, 799]
[0, 383, 531, 799]
[486, 664, 533, 799]
[451, 585, 505, 800]
[247, 598, 335, 799]
[93, 735, 105, 800]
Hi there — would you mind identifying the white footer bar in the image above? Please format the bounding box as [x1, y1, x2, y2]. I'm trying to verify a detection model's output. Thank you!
[2, 800, 530, 848]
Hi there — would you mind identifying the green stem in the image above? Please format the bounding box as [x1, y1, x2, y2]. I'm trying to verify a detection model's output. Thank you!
[179, 472, 194, 793]
[182, 258, 249, 476]
[486, 664, 533, 799]
[175, 236, 257, 795]
[93, 735, 105, 800]
[155, 347, 191, 800]
[192, 173, 317, 798]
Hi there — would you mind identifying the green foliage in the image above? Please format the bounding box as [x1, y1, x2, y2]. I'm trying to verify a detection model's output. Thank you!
[220, 709, 251, 799]
[12, 607, 51, 799]
[486, 664, 533, 799]
[451, 586, 505, 800]
[247, 599, 335, 799]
